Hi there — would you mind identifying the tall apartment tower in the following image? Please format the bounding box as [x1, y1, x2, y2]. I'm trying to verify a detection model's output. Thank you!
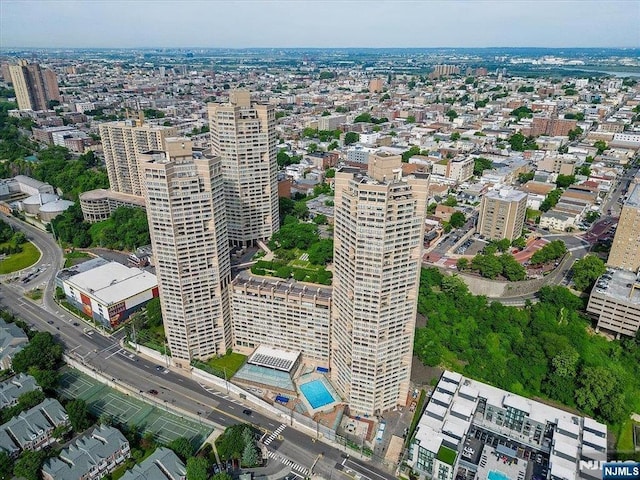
[140, 138, 231, 367]
[9, 60, 60, 111]
[331, 154, 429, 415]
[100, 121, 177, 197]
[208, 90, 279, 247]
[608, 183, 640, 272]
[478, 187, 527, 241]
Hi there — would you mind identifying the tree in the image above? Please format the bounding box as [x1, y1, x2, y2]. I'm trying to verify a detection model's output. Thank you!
[456, 258, 469, 271]
[12, 450, 46, 480]
[509, 132, 538, 152]
[511, 236, 527, 249]
[555, 174, 575, 188]
[571, 255, 606, 291]
[293, 202, 309, 220]
[510, 106, 533, 120]
[307, 143, 318, 154]
[530, 240, 567, 265]
[11, 332, 63, 373]
[186, 457, 209, 480]
[577, 165, 591, 177]
[594, 140, 608, 155]
[449, 212, 466, 229]
[353, 113, 372, 123]
[473, 157, 493, 176]
[169, 437, 196, 461]
[242, 440, 259, 467]
[401, 146, 421, 162]
[325, 168, 335, 178]
[445, 109, 458, 121]
[66, 399, 93, 432]
[500, 254, 526, 281]
[212, 473, 233, 480]
[568, 126, 583, 141]
[344, 132, 359, 145]
[540, 189, 563, 212]
[450, 132, 460, 141]
[406, 115, 416, 124]
[443, 195, 458, 207]
[0, 451, 13, 480]
[308, 239, 333, 265]
[146, 297, 163, 328]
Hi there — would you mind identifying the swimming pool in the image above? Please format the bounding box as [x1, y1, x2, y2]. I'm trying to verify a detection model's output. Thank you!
[300, 379, 336, 409]
[488, 470, 511, 480]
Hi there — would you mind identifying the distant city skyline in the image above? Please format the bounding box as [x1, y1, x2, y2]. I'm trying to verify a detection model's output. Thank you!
[1, 0, 639, 49]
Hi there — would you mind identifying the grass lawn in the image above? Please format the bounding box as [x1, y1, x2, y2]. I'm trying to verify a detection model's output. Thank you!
[0, 242, 40, 274]
[64, 250, 91, 268]
[617, 419, 636, 453]
[25, 288, 42, 301]
[206, 352, 247, 378]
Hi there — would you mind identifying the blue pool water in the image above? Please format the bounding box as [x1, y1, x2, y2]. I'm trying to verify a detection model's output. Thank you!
[300, 379, 336, 409]
[488, 471, 511, 480]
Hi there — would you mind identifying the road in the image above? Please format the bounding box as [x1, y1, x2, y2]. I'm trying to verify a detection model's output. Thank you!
[0, 215, 395, 480]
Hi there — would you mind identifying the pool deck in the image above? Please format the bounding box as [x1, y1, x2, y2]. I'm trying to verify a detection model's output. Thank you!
[477, 444, 527, 480]
[297, 374, 342, 416]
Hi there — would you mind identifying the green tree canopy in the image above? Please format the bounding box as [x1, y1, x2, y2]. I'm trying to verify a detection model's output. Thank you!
[449, 212, 466, 229]
[169, 437, 196, 461]
[186, 457, 209, 480]
[11, 331, 63, 373]
[12, 450, 46, 480]
[555, 174, 576, 188]
[530, 240, 567, 265]
[571, 255, 606, 291]
[344, 132, 360, 145]
[473, 157, 493, 176]
[66, 399, 93, 432]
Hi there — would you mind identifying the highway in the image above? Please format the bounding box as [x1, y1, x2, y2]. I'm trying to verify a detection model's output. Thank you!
[0, 214, 396, 480]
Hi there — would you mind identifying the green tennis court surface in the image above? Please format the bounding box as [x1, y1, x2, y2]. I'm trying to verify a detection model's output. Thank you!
[58, 367, 212, 447]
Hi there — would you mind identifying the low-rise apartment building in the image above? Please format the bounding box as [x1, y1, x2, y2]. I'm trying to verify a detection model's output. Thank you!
[409, 371, 606, 480]
[42, 425, 130, 480]
[0, 374, 40, 409]
[0, 398, 68, 456]
[121, 447, 186, 480]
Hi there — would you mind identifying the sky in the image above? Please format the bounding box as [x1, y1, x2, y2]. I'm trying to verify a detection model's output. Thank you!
[1, 0, 639, 49]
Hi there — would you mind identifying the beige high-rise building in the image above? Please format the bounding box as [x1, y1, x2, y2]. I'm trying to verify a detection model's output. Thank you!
[100, 121, 177, 197]
[331, 153, 429, 415]
[608, 183, 640, 272]
[9, 60, 60, 111]
[140, 138, 231, 366]
[208, 90, 279, 247]
[478, 187, 527, 241]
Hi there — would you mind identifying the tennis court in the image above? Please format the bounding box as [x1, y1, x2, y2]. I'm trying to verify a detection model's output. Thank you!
[58, 367, 211, 446]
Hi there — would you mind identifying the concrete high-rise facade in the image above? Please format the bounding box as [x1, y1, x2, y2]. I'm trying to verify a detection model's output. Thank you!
[9, 60, 60, 111]
[478, 187, 527, 241]
[608, 183, 640, 272]
[331, 153, 429, 415]
[100, 121, 177, 197]
[140, 138, 231, 367]
[208, 90, 279, 247]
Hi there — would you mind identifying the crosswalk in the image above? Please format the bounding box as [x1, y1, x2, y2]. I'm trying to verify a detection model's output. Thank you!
[264, 423, 286, 445]
[267, 450, 309, 476]
[198, 384, 243, 404]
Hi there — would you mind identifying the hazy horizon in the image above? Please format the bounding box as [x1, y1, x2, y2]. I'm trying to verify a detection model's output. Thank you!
[1, 0, 639, 50]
